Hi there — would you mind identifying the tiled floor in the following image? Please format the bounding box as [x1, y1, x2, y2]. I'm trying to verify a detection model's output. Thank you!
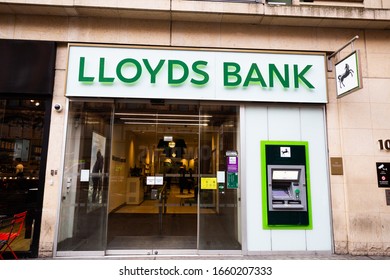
[114, 185, 203, 214]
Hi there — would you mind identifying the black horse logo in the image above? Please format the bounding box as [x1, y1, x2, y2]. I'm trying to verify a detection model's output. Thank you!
[338, 63, 354, 88]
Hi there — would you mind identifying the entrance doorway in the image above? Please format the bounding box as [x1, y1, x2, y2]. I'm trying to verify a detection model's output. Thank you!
[57, 99, 241, 255]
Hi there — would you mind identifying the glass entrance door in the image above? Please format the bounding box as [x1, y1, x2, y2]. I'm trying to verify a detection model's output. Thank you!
[198, 104, 241, 250]
[57, 100, 113, 255]
[57, 99, 241, 255]
[106, 101, 200, 253]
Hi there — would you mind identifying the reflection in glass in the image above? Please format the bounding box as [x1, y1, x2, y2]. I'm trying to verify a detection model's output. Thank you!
[57, 101, 113, 252]
[199, 104, 241, 250]
[57, 99, 241, 253]
[0, 99, 47, 254]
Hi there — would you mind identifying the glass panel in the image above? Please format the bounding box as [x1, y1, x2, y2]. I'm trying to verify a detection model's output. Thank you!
[57, 100, 113, 252]
[154, 102, 199, 250]
[107, 101, 159, 251]
[198, 104, 241, 250]
[106, 101, 198, 251]
[57, 99, 241, 253]
[0, 99, 47, 254]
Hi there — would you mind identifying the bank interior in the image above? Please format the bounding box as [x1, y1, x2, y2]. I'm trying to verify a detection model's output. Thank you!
[56, 100, 241, 253]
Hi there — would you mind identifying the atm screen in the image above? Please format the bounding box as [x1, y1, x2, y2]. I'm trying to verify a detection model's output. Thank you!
[272, 170, 299, 181]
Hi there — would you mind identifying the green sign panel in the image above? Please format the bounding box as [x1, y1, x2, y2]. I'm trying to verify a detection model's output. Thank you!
[227, 172, 238, 189]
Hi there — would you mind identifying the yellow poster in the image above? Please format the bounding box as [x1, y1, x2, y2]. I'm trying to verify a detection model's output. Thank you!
[201, 177, 217, 189]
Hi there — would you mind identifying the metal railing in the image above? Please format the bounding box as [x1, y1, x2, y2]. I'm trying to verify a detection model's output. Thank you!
[157, 182, 168, 234]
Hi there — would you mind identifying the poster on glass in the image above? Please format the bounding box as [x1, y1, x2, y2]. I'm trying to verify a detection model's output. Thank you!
[88, 132, 106, 211]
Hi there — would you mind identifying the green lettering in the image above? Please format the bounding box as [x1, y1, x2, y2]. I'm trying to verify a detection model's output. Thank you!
[243, 63, 267, 87]
[116, 58, 142, 84]
[223, 62, 241, 87]
[99, 58, 114, 83]
[294, 65, 314, 89]
[191, 61, 209, 85]
[168, 60, 189, 85]
[78, 57, 94, 83]
[269, 64, 289, 88]
[143, 59, 165, 84]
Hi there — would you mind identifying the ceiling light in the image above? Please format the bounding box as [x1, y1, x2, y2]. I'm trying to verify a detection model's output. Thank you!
[115, 112, 212, 118]
[120, 117, 209, 123]
[124, 122, 208, 126]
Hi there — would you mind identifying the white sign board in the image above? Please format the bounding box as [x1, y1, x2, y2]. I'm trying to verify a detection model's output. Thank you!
[80, 169, 89, 182]
[335, 50, 362, 98]
[217, 171, 226, 183]
[146, 176, 164, 185]
[66, 44, 328, 104]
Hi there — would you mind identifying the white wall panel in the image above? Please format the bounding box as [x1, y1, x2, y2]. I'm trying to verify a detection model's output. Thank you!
[267, 107, 301, 141]
[300, 107, 332, 251]
[244, 104, 332, 252]
[266, 106, 306, 250]
[244, 105, 270, 251]
[271, 230, 306, 251]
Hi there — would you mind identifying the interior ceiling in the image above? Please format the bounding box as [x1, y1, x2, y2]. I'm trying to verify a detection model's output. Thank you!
[114, 101, 236, 149]
[81, 101, 236, 152]
[124, 122, 200, 150]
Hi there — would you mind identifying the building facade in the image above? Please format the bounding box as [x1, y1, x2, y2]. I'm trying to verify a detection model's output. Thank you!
[1, 0, 390, 258]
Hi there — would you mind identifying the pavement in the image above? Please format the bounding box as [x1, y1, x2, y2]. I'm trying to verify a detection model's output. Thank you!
[54, 253, 390, 260]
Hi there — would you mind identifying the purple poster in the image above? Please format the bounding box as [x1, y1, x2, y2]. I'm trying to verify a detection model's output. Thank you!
[227, 156, 238, 173]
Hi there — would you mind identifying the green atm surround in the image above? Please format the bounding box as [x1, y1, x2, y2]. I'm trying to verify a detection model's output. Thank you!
[261, 141, 313, 230]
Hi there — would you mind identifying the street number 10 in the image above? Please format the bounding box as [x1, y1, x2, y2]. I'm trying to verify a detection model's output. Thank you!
[378, 139, 390, 150]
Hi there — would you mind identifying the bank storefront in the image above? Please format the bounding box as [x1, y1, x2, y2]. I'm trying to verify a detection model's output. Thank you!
[55, 44, 332, 256]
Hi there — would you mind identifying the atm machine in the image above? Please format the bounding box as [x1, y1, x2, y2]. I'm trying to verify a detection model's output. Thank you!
[267, 165, 307, 212]
[262, 142, 311, 229]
